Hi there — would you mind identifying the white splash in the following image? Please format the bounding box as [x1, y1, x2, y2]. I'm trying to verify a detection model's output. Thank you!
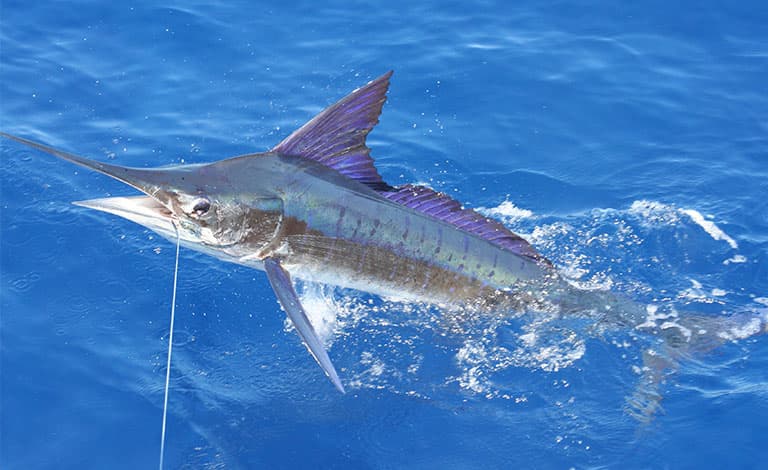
[291, 283, 339, 345]
[636, 304, 678, 330]
[477, 199, 534, 223]
[510, 322, 586, 373]
[455, 340, 490, 393]
[755, 298, 768, 316]
[717, 317, 763, 341]
[681, 209, 738, 249]
[529, 339, 586, 372]
[660, 321, 692, 341]
[628, 200, 681, 225]
[677, 279, 726, 304]
[628, 200, 739, 251]
[724, 254, 747, 265]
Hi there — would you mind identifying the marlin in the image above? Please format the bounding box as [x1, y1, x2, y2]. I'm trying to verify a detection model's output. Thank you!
[2, 71, 764, 397]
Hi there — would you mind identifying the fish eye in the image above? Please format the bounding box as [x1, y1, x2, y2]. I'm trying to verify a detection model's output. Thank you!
[192, 198, 211, 216]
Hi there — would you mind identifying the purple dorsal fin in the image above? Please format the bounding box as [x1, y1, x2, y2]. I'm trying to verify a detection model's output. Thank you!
[272, 71, 393, 187]
[381, 184, 550, 264]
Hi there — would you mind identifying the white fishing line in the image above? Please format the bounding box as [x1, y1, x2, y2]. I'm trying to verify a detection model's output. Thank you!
[159, 226, 181, 470]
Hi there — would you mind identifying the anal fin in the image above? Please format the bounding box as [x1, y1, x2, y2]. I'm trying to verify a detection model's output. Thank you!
[264, 258, 345, 393]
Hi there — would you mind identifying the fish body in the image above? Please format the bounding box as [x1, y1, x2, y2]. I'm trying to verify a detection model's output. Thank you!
[3, 72, 557, 390]
[205, 152, 554, 305]
[5, 72, 759, 395]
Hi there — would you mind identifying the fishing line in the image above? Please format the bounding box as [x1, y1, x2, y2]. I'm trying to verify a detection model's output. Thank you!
[159, 224, 181, 470]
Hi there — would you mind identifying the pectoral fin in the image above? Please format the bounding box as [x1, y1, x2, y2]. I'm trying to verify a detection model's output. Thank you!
[264, 258, 345, 393]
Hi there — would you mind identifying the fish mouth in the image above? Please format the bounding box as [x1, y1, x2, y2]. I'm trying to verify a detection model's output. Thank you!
[1, 132, 182, 209]
[74, 196, 180, 240]
[0, 133, 209, 243]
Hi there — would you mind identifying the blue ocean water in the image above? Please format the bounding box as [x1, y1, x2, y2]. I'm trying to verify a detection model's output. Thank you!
[1, 0, 767, 468]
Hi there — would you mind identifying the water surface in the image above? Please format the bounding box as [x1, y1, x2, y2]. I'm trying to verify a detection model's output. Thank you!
[1, 1, 767, 468]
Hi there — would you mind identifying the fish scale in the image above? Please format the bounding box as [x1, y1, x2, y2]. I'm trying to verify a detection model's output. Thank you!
[4, 72, 760, 397]
[0, 72, 554, 392]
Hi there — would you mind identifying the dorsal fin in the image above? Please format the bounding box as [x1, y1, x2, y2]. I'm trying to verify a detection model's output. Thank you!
[272, 71, 392, 188]
[381, 184, 550, 264]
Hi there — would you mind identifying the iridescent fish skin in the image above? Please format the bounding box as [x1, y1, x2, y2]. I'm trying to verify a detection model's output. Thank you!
[6, 73, 761, 395]
[1, 73, 557, 391]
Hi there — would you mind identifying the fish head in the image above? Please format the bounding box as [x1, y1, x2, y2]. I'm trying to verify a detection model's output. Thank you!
[75, 159, 285, 257]
[0, 132, 284, 257]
